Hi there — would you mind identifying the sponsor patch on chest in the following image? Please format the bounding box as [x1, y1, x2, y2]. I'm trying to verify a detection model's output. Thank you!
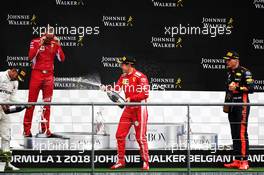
[122, 78, 129, 85]
[236, 72, 242, 77]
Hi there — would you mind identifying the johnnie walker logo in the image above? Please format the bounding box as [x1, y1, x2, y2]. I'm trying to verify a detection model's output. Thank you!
[7, 14, 37, 26]
[151, 0, 185, 7]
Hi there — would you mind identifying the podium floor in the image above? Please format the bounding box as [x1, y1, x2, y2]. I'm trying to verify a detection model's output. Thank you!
[3, 167, 264, 174]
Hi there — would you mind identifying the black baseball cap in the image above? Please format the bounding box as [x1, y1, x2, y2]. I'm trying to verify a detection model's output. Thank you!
[16, 69, 26, 82]
[223, 51, 239, 60]
[117, 56, 136, 65]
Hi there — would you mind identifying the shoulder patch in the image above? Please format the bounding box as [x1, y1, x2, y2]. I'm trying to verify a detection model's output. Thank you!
[245, 71, 252, 76]
[134, 71, 142, 77]
[246, 78, 254, 83]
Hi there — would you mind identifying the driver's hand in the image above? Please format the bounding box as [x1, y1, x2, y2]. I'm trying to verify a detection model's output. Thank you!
[25, 105, 33, 109]
[53, 36, 61, 46]
[229, 82, 237, 91]
[1, 105, 9, 112]
[40, 36, 46, 45]
[126, 97, 131, 102]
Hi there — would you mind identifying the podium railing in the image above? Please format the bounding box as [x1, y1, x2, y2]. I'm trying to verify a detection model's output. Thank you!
[1, 102, 264, 175]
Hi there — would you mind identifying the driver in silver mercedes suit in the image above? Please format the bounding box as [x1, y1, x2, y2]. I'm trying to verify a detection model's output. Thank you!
[0, 68, 27, 171]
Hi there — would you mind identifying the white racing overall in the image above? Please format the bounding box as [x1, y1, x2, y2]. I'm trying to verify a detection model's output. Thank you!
[0, 70, 19, 152]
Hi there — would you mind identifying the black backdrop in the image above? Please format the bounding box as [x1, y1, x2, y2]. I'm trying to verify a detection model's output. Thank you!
[1, 0, 264, 91]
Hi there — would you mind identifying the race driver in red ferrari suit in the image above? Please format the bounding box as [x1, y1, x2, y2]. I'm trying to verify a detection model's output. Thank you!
[109, 56, 150, 171]
[23, 29, 65, 137]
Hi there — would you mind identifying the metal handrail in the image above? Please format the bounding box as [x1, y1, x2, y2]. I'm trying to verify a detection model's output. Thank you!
[1, 102, 264, 106]
[2, 102, 264, 175]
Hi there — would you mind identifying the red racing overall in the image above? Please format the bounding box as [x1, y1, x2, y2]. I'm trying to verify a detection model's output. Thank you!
[114, 69, 149, 163]
[24, 37, 65, 136]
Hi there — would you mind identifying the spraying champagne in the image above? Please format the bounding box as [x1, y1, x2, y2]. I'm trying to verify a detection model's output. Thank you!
[2, 105, 29, 114]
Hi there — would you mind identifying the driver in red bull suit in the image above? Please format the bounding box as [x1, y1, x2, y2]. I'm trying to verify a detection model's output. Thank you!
[110, 56, 150, 171]
[223, 51, 254, 170]
[23, 27, 65, 137]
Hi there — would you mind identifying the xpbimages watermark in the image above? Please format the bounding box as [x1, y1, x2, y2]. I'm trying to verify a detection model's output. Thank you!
[100, 82, 163, 96]
[32, 24, 100, 37]
[164, 24, 232, 38]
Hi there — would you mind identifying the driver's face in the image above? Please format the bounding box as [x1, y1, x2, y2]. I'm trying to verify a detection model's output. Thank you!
[121, 63, 130, 73]
[226, 59, 238, 69]
[9, 69, 18, 81]
[46, 33, 54, 39]
[43, 33, 54, 45]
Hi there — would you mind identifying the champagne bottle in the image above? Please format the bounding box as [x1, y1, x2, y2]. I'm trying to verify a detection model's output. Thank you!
[4, 105, 27, 114]
[107, 91, 125, 109]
